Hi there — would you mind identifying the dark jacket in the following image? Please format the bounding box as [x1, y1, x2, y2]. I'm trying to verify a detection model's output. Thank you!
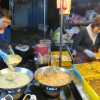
[73, 28, 100, 52]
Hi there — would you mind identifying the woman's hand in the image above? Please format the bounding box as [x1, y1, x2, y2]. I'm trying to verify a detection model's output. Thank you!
[84, 49, 96, 58]
[98, 48, 100, 52]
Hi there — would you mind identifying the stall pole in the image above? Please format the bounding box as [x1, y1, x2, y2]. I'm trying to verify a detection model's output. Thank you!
[59, 0, 63, 67]
[43, 0, 46, 38]
[9, 0, 15, 26]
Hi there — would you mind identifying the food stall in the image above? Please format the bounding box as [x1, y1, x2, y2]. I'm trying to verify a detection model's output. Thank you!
[0, 0, 100, 100]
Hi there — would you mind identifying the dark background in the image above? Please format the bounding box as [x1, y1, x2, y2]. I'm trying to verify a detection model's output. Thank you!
[0, 0, 99, 45]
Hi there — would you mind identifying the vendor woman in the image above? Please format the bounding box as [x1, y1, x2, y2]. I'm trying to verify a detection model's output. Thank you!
[0, 10, 11, 44]
[0, 10, 12, 69]
[73, 15, 100, 63]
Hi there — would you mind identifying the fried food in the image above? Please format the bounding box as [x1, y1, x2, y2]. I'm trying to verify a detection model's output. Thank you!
[36, 69, 70, 86]
[76, 62, 100, 96]
[88, 79, 100, 96]
[76, 62, 100, 79]
[96, 52, 100, 60]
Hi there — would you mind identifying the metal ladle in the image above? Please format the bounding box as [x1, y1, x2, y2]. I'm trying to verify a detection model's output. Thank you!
[0, 49, 22, 81]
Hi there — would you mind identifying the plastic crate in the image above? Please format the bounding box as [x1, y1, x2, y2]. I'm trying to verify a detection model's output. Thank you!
[73, 64, 100, 100]
[50, 51, 72, 68]
[83, 79, 100, 100]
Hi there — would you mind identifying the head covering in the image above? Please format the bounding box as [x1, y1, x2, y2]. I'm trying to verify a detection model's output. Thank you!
[91, 15, 100, 28]
[0, 10, 11, 28]
[94, 15, 100, 26]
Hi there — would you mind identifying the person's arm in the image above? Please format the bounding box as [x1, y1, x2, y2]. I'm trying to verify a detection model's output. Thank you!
[4, 26, 12, 44]
[73, 29, 96, 58]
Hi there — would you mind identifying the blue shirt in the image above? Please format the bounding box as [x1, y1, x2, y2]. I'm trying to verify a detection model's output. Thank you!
[0, 27, 12, 60]
[0, 27, 12, 43]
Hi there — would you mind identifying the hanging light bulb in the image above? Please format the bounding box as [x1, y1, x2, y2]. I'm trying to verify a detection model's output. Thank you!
[57, 0, 71, 15]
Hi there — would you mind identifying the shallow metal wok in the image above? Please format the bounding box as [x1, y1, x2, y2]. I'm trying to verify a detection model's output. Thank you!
[34, 66, 72, 97]
[0, 67, 34, 99]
